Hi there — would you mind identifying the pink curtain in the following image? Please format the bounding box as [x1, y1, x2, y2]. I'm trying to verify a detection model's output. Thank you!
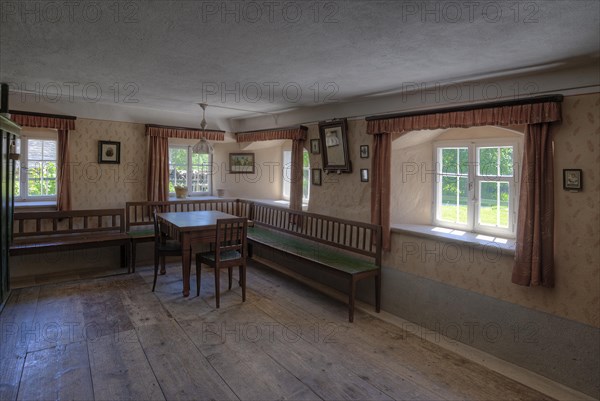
[146, 134, 169, 202]
[145, 125, 224, 140]
[512, 123, 555, 287]
[236, 127, 308, 142]
[367, 101, 561, 134]
[289, 138, 305, 211]
[10, 111, 76, 210]
[371, 132, 392, 251]
[57, 130, 71, 211]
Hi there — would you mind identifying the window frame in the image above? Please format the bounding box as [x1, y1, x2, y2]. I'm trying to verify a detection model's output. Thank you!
[15, 132, 59, 202]
[168, 145, 212, 196]
[433, 138, 521, 238]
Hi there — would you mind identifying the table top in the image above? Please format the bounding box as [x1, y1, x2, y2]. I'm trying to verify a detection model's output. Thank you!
[156, 211, 238, 231]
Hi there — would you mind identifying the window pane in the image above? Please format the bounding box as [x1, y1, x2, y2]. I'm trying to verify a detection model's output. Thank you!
[441, 148, 457, 174]
[440, 176, 467, 224]
[169, 166, 187, 188]
[303, 168, 310, 201]
[169, 148, 187, 166]
[191, 166, 209, 193]
[459, 148, 469, 175]
[479, 181, 510, 228]
[479, 147, 498, 176]
[14, 160, 20, 197]
[43, 162, 57, 196]
[191, 153, 209, 165]
[499, 147, 514, 176]
[42, 140, 56, 160]
[28, 140, 43, 160]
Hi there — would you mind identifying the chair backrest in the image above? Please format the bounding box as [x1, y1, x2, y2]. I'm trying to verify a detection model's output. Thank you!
[153, 209, 167, 246]
[214, 218, 248, 261]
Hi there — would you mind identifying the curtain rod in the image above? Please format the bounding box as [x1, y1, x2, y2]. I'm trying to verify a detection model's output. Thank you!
[235, 125, 308, 135]
[9, 109, 77, 120]
[365, 95, 564, 122]
[146, 123, 224, 133]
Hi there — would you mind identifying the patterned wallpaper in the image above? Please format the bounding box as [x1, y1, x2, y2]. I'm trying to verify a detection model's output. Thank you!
[308, 94, 600, 328]
[69, 119, 147, 209]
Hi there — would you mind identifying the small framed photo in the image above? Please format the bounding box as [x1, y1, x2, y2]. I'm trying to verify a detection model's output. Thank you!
[563, 169, 582, 191]
[229, 153, 255, 174]
[98, 141, 120, 164]
[360, 145, 369, 159]
[311, 168, 322, 186]
[310, 139, 320, 154]
[360, 169, 369, 182]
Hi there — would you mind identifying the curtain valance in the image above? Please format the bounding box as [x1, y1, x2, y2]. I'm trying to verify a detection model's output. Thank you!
[236, 126, 307, 142]
[145, 124, 225, 141]
[366, 98, 562, 134]
[10, 111, 76, 130]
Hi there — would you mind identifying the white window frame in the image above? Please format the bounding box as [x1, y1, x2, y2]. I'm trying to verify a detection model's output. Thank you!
[433, 138, 521, 238]
[282, 150, 310, 203]
[168, 145, 212, 196]
[15, 132, 59, 202]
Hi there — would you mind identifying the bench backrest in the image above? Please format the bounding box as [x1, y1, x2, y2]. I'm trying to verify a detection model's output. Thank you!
[125, 199, 251, 231]
[13, 209, 125, 238]
[251, 202, 382, 265]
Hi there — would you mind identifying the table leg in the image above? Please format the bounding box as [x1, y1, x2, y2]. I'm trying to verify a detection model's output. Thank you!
[181, 233, 191, 297]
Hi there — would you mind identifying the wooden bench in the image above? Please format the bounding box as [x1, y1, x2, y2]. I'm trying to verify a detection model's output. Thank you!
[10, 209, 130, 268]
[125, 199, 252, 271]
[247, 202, 382, 322]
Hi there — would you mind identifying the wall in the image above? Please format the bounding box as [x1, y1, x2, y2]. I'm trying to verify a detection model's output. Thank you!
[70, 118, 147, 209]
[306, 121, 371, 220]
[212, 141, 283, 200]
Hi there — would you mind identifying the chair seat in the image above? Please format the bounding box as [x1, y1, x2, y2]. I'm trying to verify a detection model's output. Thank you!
[198, 249, 242, 263]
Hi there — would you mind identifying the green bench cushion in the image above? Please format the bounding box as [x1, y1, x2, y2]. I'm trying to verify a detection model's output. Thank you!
[127, 229, 154, 238]
[248, 225, 378, 275]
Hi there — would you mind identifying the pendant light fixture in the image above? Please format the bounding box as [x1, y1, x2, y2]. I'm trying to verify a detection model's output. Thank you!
[192, 103, 214, 154]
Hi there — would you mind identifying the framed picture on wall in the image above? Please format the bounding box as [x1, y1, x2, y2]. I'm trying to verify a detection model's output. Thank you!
[229, 153, 255, 174]
[360, 169, 369, 182]
[310, 139, 320, 154]
[360, 145, 369, 159]
[311, 168, 322, 186]
[563, 169, 582, 191]
[98, 141, 120, 164]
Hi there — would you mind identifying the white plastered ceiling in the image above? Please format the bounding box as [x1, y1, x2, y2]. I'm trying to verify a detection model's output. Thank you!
[1, 0, 599, 129]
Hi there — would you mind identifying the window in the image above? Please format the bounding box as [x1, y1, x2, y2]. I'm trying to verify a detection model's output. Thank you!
[282, 150, 310, 203]
[15, 136, 58, 201]
[434, 139, 519, 237]
[168, 146, 211, 195]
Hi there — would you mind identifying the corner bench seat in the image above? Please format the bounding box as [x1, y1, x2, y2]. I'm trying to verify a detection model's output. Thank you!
[10, 232, 130, 255]
[248, 225, 379, 275]
[246, 202, 382, 322]
[10, 209, 129, 268]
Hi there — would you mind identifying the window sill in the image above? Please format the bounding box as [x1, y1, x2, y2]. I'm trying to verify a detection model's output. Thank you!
[168, 195, 222, 201]
[15, 200, 57, 209]
[245, 198, 309, 211]
[391, 223, 516, 256]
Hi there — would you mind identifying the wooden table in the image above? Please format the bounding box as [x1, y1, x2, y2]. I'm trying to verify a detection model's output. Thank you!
[156, 210, 239, 297]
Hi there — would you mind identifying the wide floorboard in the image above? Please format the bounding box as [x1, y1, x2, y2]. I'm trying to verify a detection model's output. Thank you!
[0, 261, 555, 401]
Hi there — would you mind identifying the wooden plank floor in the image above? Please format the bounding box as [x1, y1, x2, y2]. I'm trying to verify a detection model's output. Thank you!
[0, 260, 555, 401]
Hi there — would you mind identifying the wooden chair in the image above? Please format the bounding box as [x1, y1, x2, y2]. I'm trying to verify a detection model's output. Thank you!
[152, 210, 182, 292]
[196, 218, 248, 308]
